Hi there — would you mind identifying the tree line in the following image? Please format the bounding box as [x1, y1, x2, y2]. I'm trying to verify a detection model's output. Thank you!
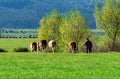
[0, 29, 38, 38]
[38, 0, 120, 52]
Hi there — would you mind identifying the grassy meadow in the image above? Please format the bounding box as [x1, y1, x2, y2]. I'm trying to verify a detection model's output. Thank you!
[0, 38, 120, 79]
[0, 38, 38, 52]
[0, 53, 120, 79]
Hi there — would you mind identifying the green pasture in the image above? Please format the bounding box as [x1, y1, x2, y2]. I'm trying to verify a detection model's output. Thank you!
[0, 38, 38, 52]
[0, 38, 120, 79]
[0, 53, 120, 79]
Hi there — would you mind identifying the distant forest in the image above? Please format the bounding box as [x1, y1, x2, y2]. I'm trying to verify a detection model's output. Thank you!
[0, 0, 104, 29]
[0, 28, 104, 38]
[0, 29, 38, 38]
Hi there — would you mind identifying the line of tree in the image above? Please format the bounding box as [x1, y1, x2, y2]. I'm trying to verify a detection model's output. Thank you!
[38, 9, 91, 52]
[38, 0, 120, 52]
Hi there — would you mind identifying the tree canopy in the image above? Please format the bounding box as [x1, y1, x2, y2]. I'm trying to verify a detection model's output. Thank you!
[38, 10, 62, 42]
[60, 10, 91, 52]
[94, 0, 120, 51]
[38, 9, 91, 52]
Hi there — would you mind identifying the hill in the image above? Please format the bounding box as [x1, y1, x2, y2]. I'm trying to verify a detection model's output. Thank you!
[0, 0, 104, 29]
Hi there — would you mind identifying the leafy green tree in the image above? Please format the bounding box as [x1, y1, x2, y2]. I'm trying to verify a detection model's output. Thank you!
[60, 10, 91, 52]
[38, 10, 62, 42]
[94, 0, 120, 51]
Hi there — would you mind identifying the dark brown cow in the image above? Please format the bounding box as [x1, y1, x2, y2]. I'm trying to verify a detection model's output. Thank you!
[48, 40, 56, 53]
[68, 41, 77, 53]
[30, 42, 37, 52]
[38, 40, 47, 52]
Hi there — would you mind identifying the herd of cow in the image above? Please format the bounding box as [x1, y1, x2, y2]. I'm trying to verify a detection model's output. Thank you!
[30, 40, 77, 53]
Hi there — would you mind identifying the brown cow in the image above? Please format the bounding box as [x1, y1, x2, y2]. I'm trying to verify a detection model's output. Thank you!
[38, 40, 47, 52]
[30, 42, 37, 52]
[48, 40, 56, 53]
[68, 41, 77, 53]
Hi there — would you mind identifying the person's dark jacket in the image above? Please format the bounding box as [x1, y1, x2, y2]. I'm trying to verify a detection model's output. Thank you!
[84, 40, 93, 48]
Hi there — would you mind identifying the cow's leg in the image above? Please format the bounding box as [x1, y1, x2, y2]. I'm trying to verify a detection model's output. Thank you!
[71, 47, 75, 53]
[53, 47, 56, 53]
[52, 47, 54, 53]
[35, 49, 37, 52]
[71, 48, 73, 53]
[38, 48, 39, 52]
[49, 47, 51, 52]
[73, 48, 76, 53]
[33, 49, 35, 52]
[43, 48, 46, 53]
[39, 47, 43, 52]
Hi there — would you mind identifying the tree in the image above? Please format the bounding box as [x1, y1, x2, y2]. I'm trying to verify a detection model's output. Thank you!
[38, 9, 62, 42]
[60, 9, 91, 52]
[94, 0, 120, 51]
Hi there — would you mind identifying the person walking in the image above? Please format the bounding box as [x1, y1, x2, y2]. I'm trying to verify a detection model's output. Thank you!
[84, 38, 93, 53]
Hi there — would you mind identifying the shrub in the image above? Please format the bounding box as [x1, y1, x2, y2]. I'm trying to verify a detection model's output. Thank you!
[96, 44, 110, 52]
[13, 47, 29, 52]
[115, 41, 120, 52]
[0, 48, 7, 52]
[106, 40, 120, 52]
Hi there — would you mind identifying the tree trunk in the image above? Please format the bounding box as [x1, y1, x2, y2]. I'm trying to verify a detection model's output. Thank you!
[112, 33, 117, 51]
[112, 39, 115, 51]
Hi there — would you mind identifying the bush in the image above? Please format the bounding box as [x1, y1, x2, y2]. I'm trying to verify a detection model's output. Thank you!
[0, 48, 7, 52]
[115, 41, 120, 52]
[106, 40, 120, 52]
[96, 44, 110, 52]
[13, 47, 29, 52]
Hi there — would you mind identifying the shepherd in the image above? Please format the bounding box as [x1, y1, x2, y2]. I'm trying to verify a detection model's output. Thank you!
[84, 38, 93, 53]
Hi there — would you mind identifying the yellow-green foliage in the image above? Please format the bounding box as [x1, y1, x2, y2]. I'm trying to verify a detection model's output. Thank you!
[38, 9, 91, 52]
[60, 10, 91, 52]
[94, 0, 120, 51]
[38, 9, 61, 42]
[95, 0, 120, 36]
[0, 38, 37, 52]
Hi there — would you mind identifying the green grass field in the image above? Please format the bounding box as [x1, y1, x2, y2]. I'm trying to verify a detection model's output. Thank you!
[0, 38, 38, 52]
[0, 53, 120, 79]
[0, 38, 120, 79]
